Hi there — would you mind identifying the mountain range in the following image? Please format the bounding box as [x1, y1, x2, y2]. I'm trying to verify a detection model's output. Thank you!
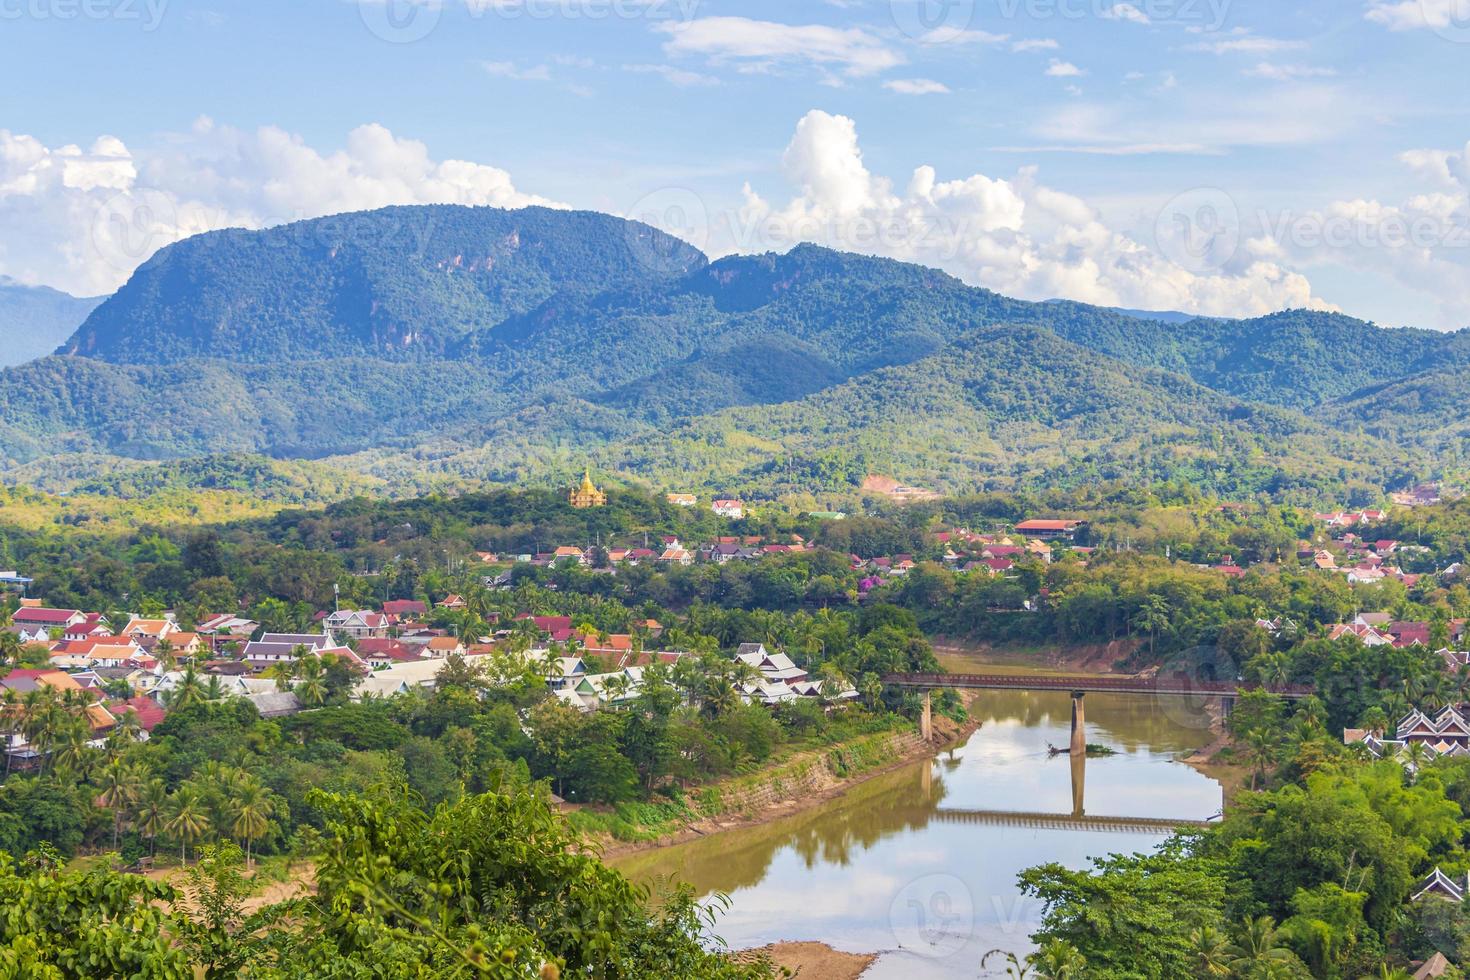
[0, 204, 1463, 502]
[0, 278, 103, 369]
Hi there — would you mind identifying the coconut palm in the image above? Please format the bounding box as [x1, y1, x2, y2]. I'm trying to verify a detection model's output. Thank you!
[230, 779, 274, 868]
[1191, 925, 1233, 977]
[166, 666, 205, 710]
[134, 778, 168, 857]
[96, 759, 144, 850]
[266, 659, 295, 691]
[1241, 727, 1278, 791]
[1225, 916, 1298, 975]
[1029, 940, 1086, 979]
[816, 662, 851, 701]
[166, 785, 211, 864]
[293, 654, 327, 707]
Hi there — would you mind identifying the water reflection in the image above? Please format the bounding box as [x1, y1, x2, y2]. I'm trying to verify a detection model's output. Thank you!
[614, 691, 1222, 978]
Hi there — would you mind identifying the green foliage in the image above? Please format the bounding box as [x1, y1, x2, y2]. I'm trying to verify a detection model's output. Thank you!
[0, 212, 1456, 496]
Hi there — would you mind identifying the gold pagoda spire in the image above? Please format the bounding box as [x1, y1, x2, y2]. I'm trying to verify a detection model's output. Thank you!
[569, 466, 607, 508]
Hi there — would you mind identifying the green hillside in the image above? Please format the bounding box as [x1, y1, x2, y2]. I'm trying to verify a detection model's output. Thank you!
[0, 205, 1463, 500]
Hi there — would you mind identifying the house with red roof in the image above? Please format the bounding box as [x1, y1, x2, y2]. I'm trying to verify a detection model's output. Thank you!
[382, 599, 428, 623]
[12, 607, 85, 631]
[1015, 519, 1086, 539]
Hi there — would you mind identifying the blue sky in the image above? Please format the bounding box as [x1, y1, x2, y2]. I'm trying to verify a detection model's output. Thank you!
[2, 0, 1469, 327]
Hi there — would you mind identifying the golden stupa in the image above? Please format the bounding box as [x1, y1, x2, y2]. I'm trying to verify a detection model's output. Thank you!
[569, 467, 607, 509]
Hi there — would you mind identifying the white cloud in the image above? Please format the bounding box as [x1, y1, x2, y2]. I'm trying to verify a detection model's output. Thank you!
[656, 17, 902, 78]
[1366, 0, 1470, 31]
[623, 63, 720, 87]
[883, 78, 951, 95]
[482, 60, 552, 81]
[1012, 38, 1060, 52]
[1045, 59, 1084, 77]
[918, 27, 1009, 45]
[0, 121, 558, 296]
[697, 110, 1326, 319]
[1101, 3, 1150, 23]
[1186, 34, 1306, 54]
[1250, 142, 1470, 327]
[1019, 84, 1361, 155]
[1244, 62, 1337, 80]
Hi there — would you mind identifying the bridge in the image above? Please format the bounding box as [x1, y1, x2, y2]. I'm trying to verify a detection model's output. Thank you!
[929, 808, 1213, 835]
[884, 672, 1313, 754]
[882, 672, 1314, 699]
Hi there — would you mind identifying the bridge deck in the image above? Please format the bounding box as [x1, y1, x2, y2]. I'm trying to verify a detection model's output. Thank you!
[931, 808, 1212, 834]
[882, 672, 1312, 699]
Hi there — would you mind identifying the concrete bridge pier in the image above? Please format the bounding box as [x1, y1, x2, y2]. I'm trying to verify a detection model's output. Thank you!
[1070, 691, 1086, 757]
[921, 691, 933, 742]
[1071, 748, 1085, 818]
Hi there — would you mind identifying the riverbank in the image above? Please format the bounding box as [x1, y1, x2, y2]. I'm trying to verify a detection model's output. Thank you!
[932, 639, 1140, 675]
[591, 712, 978, 860]
[736, 942, 877, 980]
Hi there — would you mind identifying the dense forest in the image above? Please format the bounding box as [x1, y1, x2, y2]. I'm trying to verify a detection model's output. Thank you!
[0, 206, 1463, 499]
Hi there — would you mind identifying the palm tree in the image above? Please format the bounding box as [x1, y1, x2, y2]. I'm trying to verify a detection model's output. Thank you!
[1191, 925, 1232, 977]
[816, 662, 851, 701]
[1225, 916, 1298, 975]
[135, 778, 168, 858]
[1252, 651, 1291, 688]
[0, 630, 20, 665]
[166, 786, 210, 864]
[293, 655, 327, 707]
[166, 666, 205, 710]
[265, 659, 295, 691]
[96, 759, 144, 850]
[1359, 966, 1414, 980]
[0, 689, 21, 775]
[1241, 727, 1278, 791]
[1028, 940, 1086, 979]
[230, 779, 273, 868]
[1403, 740, 1431, 779]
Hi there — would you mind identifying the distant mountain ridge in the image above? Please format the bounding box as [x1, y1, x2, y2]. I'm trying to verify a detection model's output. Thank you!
[0, 278, 103, 368]
[2, 204, 1462, 500]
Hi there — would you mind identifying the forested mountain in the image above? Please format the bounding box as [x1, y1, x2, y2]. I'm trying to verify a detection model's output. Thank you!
[60, 206, 704, 363]
[0, 277, 102, 368]
[1, 204, 1464, 499]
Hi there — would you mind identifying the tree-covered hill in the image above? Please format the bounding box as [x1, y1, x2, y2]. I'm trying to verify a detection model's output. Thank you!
[0, 205, 1464, 498]
[60, 205, 705, 364]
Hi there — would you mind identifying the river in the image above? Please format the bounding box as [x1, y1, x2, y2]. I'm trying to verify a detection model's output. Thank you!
[613, 689, 1224, 978]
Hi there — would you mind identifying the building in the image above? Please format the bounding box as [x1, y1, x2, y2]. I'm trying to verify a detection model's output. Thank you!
[569, 468, 607, 509]
[666, 493, 697, 507]
[712, 499, 745, 519]
[322, 610, 391, 639]
[1014, 519, 1086, 539]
